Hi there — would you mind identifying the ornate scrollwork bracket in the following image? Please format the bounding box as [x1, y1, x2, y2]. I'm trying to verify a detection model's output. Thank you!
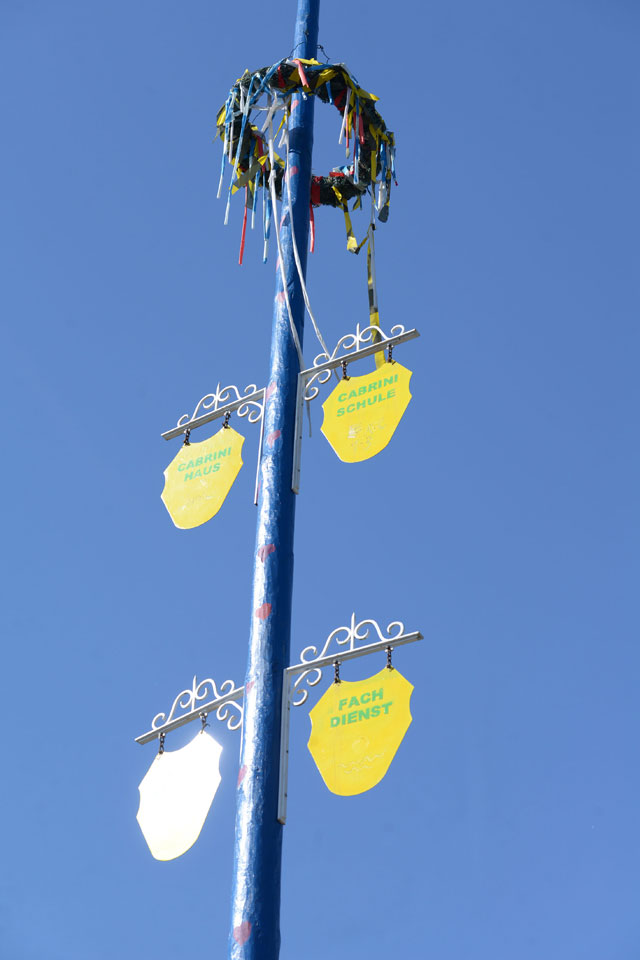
[290, 612, 410, 706]
[135, 675, 244, 746]
[168, 382, 265, 436]
[292, 323, 420, 493]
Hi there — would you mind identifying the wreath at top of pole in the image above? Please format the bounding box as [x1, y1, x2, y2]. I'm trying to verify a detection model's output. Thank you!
[215, 57, 397, 262]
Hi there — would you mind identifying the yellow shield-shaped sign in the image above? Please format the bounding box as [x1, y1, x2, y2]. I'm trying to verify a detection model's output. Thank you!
[161, 427, 244, 529]
[307, 668, 413, 796]
[136, 730, 222, 861]
[321, 362, 412, 463]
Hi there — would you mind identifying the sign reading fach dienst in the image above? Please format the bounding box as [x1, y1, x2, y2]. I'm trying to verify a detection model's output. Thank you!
[161, 427, 244, 529]
[321, 362, 412, 463]
[307, 667, 413, 796]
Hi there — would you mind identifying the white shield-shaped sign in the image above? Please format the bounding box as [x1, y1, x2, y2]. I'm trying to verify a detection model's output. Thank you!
[136, 730, 222, 861]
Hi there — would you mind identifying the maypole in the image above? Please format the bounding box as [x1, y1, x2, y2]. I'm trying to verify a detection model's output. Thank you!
[228, 2, 319, 958]
[135, 4, 423, 959]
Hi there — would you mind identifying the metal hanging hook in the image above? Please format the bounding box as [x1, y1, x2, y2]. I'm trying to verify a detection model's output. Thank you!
[200, 712, 209, 731]
[341, 360, 349, 381]
[333, 659, 341, 684]
[183, 428, 191, 446]
[158, 732, 166, 754]
[386, 645, 394, 670]
[387, 343, 394, 364]
[223, 410, 231, 429]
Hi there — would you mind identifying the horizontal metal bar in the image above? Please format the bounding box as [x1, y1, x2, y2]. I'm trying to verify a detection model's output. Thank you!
[162, 390, 265, 441]
[299, 328, 420, 381]
[135, 688, 244, 744]
[285, 631, 423, 678]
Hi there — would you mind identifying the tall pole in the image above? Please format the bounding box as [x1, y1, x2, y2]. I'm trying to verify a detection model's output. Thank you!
[228, 2, 319, 958]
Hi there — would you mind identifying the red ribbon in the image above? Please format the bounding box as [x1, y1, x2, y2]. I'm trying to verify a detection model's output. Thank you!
[309, 203, 315, 253]
[238, 186, 248, 265]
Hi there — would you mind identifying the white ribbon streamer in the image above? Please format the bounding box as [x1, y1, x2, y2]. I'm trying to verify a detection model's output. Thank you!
[283, 124, 331, 360]
[268, 121, 305, 369]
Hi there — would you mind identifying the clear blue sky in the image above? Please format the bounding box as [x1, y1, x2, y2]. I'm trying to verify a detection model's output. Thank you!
[2, 1, 639, 958]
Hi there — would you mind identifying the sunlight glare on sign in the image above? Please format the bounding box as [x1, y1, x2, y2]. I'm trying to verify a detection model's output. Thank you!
[136, 730, 222, 861]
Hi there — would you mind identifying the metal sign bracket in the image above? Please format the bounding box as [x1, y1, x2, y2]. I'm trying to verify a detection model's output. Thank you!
[135, 675, 245, 745]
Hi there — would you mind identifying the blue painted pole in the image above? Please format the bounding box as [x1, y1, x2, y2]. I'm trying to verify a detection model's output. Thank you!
[228, 3, 319, 959]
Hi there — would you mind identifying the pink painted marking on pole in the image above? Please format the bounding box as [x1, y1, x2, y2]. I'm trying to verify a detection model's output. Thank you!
[246, 680, 255, 694]
[255, 603, 272, 620]
[233, 922, 252, 946]
[258, 544, 276, 563]
[266, 430, 281, 447]
[276, 290, 285, 303]
[291, 97, 300, 111]
[286, 165, 299, 180]
[265, 381, 277, 401]
[237, 765, 247, 787]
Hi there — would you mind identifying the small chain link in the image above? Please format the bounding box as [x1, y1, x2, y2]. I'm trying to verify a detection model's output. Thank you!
[183, 428, 191, 446]
[200, 712, 209, 731]
[387, 343, 394, 364]
[158, 732, 166, 754]
[333, 659, 341, 684]
[341, 360, 349, 381]
[223, 410, 231, 429]
[386, 645, 394, 670]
